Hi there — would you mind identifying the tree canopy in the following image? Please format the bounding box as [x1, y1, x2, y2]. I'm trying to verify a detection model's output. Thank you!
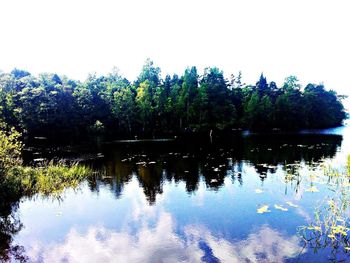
[0, 61, 346, 139]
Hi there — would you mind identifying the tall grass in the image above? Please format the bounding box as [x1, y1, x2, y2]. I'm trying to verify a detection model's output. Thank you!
[5, 164, 93, 196]
[1, 122, 94, 196]
[299, 157, 350, 257]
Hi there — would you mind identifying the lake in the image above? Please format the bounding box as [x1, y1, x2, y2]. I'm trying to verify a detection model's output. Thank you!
[2, 123, 350, 263]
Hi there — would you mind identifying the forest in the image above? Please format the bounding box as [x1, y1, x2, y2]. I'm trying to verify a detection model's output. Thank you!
[0, 59, 346, 139]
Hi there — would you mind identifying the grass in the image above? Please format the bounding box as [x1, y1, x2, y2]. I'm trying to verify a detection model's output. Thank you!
[298, 158, 350, 257]
[1, 123, 94, 197]
[3, 163, 94, 197]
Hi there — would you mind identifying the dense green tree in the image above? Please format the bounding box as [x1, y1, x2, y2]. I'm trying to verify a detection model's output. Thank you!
[303, 84, 345, 128]
[165, 75, 183, 129]
[198, 67, 236, 129]
[273, 76, 305, 129]
[244, 92, 260, 129]
[256, 73, 269, 96]
[0, 65, 346, 138]
[136, 80, 153, 131]
[135, 58, 161, 87]
[113, 86, 136, 132]
[180, 67, 199, 126]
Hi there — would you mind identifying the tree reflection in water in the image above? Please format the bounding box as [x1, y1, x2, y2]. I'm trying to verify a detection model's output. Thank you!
[89, 134, 342, 204]
[0, 183, 27, 262]
[0, 133, 344, 261]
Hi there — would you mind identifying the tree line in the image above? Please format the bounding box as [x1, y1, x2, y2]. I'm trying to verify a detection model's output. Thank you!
[0, 59, 346, 139]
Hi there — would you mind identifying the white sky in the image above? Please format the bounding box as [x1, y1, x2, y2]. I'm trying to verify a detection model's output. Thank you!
[0, 0, 349, 98]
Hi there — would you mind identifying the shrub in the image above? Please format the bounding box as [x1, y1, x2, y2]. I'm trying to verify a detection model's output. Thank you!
[0, 123, 22, 175]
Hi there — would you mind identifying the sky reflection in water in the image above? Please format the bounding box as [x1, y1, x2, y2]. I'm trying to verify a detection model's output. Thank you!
[6, 124, 350, 262]
[20, 179, 303, 263]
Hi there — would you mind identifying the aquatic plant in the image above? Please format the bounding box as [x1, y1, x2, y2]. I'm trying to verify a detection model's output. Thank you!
[6, 163, 94, 196]
[298, 158, 350, 260]
[1, 123, 94, 196]
[0, 125, 94, 263]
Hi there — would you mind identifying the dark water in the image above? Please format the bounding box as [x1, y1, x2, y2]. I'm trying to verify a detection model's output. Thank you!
[2, 123, 350, 262]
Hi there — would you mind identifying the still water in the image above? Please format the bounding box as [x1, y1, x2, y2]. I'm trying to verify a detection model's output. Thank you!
[2, 124, 350, 262]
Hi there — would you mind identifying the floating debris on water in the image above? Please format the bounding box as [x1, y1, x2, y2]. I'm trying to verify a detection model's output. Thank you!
[274, 204, 288, 211]
[286, 201, 298, 208]
[257, 205, 270, 214]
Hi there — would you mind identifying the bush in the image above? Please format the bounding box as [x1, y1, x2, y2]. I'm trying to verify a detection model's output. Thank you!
[1, 122, 93, 195]
[0, 123, 22, 175]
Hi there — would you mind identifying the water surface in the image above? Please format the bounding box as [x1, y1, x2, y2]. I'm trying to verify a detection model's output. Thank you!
[2, 124, 350, 262]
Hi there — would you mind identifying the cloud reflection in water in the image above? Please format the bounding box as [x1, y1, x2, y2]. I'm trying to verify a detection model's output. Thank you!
[27, 211, 304, 263]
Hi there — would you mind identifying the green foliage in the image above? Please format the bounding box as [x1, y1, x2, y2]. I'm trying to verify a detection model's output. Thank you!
[244, 93, 272, 129]
[113, 86, 136, 132]
[0, 122, 94, 262]
[0, 63, 346, 137]
[299, 161, 350, 254]
[136, 80, 153, 131]
[0, 123, 92, 196]
[135, 58, 161, 87]
[89, 120, 105, 134]
[198, 67, 237, 129]
[5, 164, 93, 196]
[0, 123, 22, 174]
[303, 84, 346, 128]
[274, 88, 304, 129]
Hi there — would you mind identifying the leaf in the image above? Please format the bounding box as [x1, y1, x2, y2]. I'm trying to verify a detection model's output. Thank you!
[286, 201, 298, 208]
[306, 186, 319, 192]
[274, 204, 288, 211]
[257, 205, 271, 214]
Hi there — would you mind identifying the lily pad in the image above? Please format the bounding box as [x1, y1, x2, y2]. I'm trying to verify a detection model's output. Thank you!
[286, 201, 298, 208]
[274, 204, 288, 211]
[257, 205, 271, 214]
